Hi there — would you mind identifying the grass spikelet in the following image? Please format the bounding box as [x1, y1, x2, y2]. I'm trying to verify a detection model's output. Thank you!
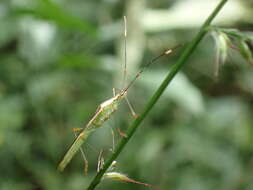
[103, 172, 153, 188]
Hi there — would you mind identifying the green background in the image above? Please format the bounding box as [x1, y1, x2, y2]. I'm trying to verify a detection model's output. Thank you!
[0, 0, 253, 190]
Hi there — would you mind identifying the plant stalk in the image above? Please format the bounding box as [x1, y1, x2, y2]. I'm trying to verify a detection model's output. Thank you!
[86, 0, 228, 189]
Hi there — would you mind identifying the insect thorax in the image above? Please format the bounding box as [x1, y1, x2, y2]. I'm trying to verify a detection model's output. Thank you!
[91, 96, 122, 128]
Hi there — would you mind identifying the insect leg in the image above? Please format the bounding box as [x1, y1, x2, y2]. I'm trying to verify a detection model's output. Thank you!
[97, 150, 104, 172]
[118, 128, 127, 138]
[124, 95, 139, 118]
[110, 127, 115, 152]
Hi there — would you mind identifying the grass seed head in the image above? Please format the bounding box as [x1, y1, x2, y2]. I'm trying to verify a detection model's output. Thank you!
[103, 172, 152, 187]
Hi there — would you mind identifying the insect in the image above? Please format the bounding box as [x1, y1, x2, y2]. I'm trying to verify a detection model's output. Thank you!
[58, 16, 181, 173]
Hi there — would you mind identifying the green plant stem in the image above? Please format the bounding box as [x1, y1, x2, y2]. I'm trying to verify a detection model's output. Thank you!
[86, 0, 228, 189]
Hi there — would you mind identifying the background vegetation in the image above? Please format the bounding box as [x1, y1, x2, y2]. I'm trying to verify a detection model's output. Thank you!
[0, 0, 253, 190]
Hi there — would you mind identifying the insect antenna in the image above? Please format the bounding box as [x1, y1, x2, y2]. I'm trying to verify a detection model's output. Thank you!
[123, 44, 182, 92]
[120, 16, 128, 90]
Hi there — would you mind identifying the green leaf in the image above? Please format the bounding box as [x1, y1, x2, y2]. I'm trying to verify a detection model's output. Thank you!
[13, 0, 96, 36]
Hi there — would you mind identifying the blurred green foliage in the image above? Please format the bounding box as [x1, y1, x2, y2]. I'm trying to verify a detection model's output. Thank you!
[0, 0, 253, 190]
